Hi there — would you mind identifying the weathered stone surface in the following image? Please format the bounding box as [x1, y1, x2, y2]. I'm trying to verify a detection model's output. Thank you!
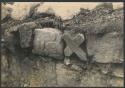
[85, 10, 123, 63]
[22, 57, 57, 87]
[96, 63, 123, 78]
[1, 54, 57, 87]
[70, 64, 83, 71]
[1, 4, 123, 87]
[43, 60, 57, 87]
[98, 63, 112, 74]
[93, 32, 123, 63]
[18, 22, 37, 48]
[111, 64, 124, 78]
[1, 50, 22, 87]
[8, 56, 21, 87]
[1, 52, 9, 87]
[80, 63, 124, 87]
[4, 22, 37, 54]
[19, 27, 32, 48]
[109, 77, 123, 87]
[32, 28, 64, 59]
[64, 57, 71, 66]
[80, 67, 107, 87]
[65, 8, 123, 63]
[56, 63, 81, 87]
[21, 57, 43, 87]
[62, 32, 87, 61]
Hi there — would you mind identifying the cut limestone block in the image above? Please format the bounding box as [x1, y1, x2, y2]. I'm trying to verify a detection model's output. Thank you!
[18, 22, 37, 48]
[93, 32, 123, 63]
[18, 27, 33, 48]
[32, 28, 64, 59]
[85, 12, 123, 63]
[62, 32, 87, 61]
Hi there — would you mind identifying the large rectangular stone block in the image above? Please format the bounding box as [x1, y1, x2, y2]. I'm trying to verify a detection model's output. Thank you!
[86, 16, 123, 63]
[92, 32, 123, 63]
[32, 28, 64, 59]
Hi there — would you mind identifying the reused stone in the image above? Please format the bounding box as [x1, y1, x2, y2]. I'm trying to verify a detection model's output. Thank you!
[93, 32, 123, 63]
[85, 11, 123, 63]
[62, 32, 87, 61]
[18, 22, 37, 48]
[32, 28, 64, 59]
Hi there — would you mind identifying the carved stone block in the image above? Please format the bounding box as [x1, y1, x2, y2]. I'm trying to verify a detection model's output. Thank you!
[62, 32, 87, 61]
[18, 22, 37, 48]
[32, 28, 64, 59]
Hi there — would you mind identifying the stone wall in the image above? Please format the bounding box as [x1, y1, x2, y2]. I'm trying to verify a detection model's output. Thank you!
[1, 2, 124, 87]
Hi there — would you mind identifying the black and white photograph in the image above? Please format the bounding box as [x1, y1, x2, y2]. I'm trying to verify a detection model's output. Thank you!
[1, 1, 124, 87]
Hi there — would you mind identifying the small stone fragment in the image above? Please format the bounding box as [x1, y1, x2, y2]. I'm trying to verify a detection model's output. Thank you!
[64, 57, 71, 66]
[70, 64, 82, 71]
